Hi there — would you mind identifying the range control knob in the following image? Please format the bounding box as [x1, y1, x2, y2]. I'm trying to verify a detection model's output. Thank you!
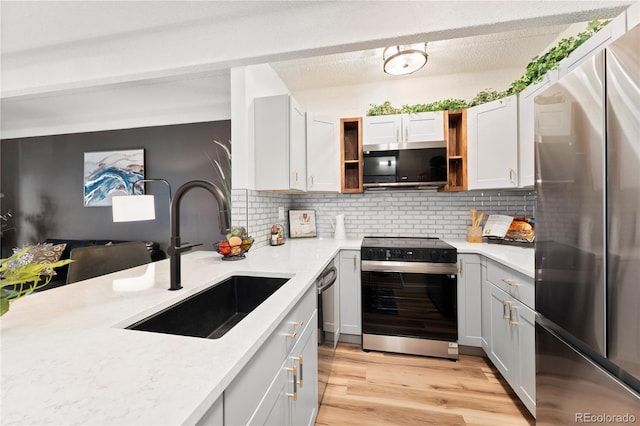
[441, 250, 455, 262]
[429, 250, 441, 261]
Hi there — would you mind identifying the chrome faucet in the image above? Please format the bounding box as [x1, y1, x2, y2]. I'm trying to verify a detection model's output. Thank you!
[167, 180, 231, 291]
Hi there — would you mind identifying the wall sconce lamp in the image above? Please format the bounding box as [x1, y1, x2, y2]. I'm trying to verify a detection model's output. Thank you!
[383, 43, 428, 76]
[111, 179, 172, 222]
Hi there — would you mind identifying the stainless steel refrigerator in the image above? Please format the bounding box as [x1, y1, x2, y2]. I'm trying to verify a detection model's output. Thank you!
[535, 23, 640, 424]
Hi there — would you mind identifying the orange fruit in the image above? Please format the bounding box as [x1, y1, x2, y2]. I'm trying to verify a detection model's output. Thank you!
[228, 236, 242, 247]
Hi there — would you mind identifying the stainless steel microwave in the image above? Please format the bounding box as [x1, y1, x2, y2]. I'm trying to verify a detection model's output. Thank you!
[362, 147, 447, 189]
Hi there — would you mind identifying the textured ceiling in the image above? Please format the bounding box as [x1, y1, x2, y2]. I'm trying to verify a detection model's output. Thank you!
[270, 24, 577, 91]
[0, 1, 633, 138]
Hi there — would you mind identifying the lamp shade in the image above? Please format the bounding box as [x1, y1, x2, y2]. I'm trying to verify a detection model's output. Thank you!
[112, 195, 156, 222]
[383, 43, 428, 75]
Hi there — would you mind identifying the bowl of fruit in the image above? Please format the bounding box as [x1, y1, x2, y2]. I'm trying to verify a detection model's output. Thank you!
[215, 226, 254, 260]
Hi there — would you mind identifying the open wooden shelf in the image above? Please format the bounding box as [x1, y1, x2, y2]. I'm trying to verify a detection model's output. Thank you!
[340, 117, 363, 193]
[440, 109, 468, 192]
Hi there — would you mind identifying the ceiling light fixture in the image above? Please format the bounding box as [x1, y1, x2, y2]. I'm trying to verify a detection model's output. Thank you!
[383, 43, 428, 76]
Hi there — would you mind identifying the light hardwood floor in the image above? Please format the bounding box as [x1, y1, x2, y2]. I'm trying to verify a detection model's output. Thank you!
[316, 343, 535, 426]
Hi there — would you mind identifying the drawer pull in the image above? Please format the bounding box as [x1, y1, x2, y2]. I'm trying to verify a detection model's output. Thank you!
[502, 278, 520, 287]
[293, 355, 303, 387]
[286, 366, 298, 400]
[508, 304, 520, 326]
[286, 321, 304, 339]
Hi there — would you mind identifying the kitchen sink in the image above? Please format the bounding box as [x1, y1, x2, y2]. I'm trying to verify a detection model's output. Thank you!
[127, 275, 289, 339]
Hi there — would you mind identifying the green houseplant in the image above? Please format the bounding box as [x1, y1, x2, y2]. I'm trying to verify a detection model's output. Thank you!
[1, 246, 73, 316]
[365, 19, 610, 115]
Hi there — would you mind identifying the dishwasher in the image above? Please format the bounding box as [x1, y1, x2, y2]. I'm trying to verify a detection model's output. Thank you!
[316, 258, 338, 404]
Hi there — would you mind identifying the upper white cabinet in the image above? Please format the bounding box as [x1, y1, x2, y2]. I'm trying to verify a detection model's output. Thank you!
[403, 112, 446, 145]
[306, 113, 340, 192]
[363, 112, 445, 148]
[558, 13, 627, 78]
[255, 94, 307, 191]
[517, 70, 559, 187]
[467, 95, 519, 190]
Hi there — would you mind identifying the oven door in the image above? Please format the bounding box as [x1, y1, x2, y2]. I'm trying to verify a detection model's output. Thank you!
[361, 261, 458, 341]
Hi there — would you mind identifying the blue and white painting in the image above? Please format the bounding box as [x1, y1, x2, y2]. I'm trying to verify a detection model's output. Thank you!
[83, 149, 145, 207]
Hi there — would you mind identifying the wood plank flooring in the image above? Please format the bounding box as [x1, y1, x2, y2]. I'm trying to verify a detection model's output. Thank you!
[316, 343, 534, 426]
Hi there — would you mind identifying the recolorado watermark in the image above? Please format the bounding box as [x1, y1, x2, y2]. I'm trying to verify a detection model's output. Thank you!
[576, 413, 637, 423]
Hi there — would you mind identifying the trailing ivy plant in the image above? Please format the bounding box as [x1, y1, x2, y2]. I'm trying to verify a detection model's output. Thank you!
[366, 101, 401, 116]
[505, 19, 611, 96]
[365, 19, 610, 115]
[468, 89, 506, 107]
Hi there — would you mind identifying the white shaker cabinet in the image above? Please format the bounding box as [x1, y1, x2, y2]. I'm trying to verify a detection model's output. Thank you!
[517, 70, 559, 187]
[255, 94, 307, 191]
[467, 95, 519, 190]
[224, 286, 317, 426]
[306, 113, 340, 192]
[363, 112, 445, 148]
[483, 259, 536, 417]
[402, 112, 445, 146]
[558, 13, 627, 78]
[362, 114, 402, 147]
[457, 254, 482, 347]
[339, 250, 361, 337]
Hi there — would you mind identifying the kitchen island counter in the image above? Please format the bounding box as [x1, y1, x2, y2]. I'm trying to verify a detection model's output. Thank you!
[1, 238, 360, 425]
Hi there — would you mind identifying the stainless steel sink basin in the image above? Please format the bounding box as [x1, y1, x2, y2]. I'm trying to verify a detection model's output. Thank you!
[127, 275, 289, 339]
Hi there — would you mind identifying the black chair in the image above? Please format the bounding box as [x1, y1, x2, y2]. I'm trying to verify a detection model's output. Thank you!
[66, 241, 152, 284]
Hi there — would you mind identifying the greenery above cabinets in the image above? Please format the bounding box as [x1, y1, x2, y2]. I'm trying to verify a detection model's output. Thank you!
[505, 19, 610, 96]
[367, 99, 467, 116]
[366, 19, 610, 116]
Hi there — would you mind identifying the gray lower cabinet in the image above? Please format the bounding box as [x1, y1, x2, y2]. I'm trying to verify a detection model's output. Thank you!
[457, 254, 482, 347]
[224, 285, 318, 425]
[196, 395, 223, 426]
[483, 259, 536, 417]
[339, 250, 361, 337]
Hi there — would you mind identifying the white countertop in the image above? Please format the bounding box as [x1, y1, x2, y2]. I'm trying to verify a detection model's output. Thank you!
[0, 237, 532, 425]
[448, 241, 535, 278]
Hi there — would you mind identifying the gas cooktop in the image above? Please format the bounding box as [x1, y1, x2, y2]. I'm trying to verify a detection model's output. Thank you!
[361, 236, 457, 263]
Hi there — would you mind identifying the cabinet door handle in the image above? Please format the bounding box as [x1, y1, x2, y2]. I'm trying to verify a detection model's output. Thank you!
[286, 321, 304, 339]
[459, 259, 463, 276]
[509, 168, 516, 185]
[405, 127, 408, 142]
[396, 128, 400, 143]
[295, 171, 299, 183]
[502, 300, 509, 320]
[293, 355, 303, 387]
[509, 304, 520, 326]
[353, 255, 357, 272]
[502, 278, 520, 287]
[286, 366, 298, 400]
[309, 176, 314, 187]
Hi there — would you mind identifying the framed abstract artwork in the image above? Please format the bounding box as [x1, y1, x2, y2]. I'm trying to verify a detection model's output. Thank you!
[289, 209, 317, 238]
[83, 149, 145, 207]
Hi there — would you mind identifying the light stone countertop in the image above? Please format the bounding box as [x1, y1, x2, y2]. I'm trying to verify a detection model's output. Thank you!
[0, 237, 532, 425]
[448, 240, 535, 278]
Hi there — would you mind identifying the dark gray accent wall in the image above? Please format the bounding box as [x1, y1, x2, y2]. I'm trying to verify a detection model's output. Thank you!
[0, 121, 231, 256]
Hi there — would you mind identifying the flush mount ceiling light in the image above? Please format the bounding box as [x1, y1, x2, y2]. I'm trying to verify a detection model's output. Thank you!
[383, 43, 428, 76]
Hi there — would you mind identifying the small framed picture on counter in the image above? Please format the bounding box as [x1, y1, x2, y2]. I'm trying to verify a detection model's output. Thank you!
[289, 209, 317, 238]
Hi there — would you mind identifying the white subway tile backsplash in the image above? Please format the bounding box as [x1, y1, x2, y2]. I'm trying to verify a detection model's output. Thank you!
[232, 188, 535, 248]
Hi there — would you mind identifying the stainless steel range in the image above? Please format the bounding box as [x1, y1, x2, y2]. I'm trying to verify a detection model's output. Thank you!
[361, 237, 459, 360]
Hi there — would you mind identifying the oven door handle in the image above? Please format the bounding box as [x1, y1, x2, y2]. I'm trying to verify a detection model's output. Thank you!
[361, 260, 458, 275]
